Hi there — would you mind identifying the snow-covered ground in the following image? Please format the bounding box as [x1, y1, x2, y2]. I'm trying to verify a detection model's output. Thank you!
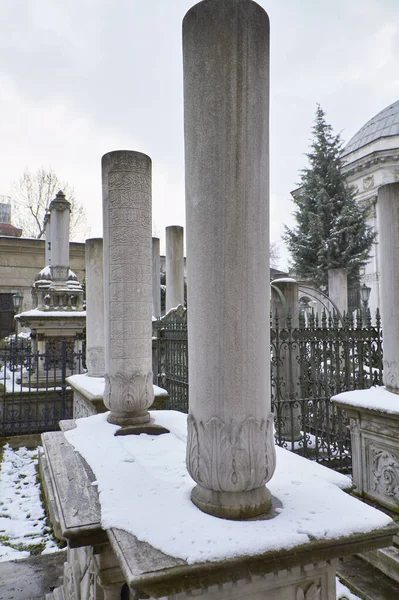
[0, 443, 62, 563]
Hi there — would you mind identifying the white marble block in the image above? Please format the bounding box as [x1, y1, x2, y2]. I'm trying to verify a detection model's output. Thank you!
[102, 150, 154, 426]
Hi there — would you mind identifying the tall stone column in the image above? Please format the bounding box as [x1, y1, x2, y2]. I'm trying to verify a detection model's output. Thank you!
[184, 0, 275, 519]
[44, 210, 51, 266]
[165, 225, 184, 312]
[152, 237, 161, 318]
[85, 238, 105, 377]
[102, 150, 154, 426]
[328, 268, 348, 316]
[49, 191, 70, 282]
[377, 182, 399, 393]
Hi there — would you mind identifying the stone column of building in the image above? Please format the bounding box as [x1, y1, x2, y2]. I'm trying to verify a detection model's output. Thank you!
[377, 182, 399, 393]
[152, 237, 161, 318]
[85, 238, 105, 377]
[271, 278, 301, 442]
[102, 150, 154, 426]
[49, 191, 71, 283]
[44, 211, 51, 266]
[183, 0, 275, 519]
[328, 268, 348, 316]
[165, 225, 184, 313]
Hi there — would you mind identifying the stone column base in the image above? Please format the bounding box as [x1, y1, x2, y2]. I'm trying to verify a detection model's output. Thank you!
[191, 484, 272, 520]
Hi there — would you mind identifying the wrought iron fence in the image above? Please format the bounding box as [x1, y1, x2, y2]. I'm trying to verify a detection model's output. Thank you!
[156, 305, 188, 412]
[156, 306, 383, 473]
[0, 340, 85, 436]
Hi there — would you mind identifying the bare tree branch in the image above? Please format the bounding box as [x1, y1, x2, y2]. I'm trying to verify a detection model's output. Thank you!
[12, 168, 90, 241]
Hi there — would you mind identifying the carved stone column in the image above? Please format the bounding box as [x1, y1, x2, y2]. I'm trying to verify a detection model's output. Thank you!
[377, 182, 399, 393]
[183, 0, 275, 519]
[49, 190, 70, 283]
[328, 268, 348, 316]
[271, 278, 301, 442]
[165, 225, 184, 312]
[85, 238, 105, 377]
[152, 236, 161, 318]
[102, 150, 154, 426]
[44, 210, 51, 266]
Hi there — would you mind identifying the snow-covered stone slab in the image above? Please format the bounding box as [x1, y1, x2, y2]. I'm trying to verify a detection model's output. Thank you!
[62, 411, 396, 587]
[332, 386, 399, 415]
[39, 410, 398, 598]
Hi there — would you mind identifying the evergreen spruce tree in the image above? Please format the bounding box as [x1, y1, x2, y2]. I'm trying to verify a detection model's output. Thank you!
[283, 105, 375, 289]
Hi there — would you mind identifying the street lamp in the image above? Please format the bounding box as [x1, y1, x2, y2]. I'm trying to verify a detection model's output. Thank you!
[12, 292, 23, 341]
[359, 283, 371, 318]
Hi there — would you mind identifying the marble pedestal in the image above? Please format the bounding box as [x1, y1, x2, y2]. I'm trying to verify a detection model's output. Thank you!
[39, 412, 397, 600]
[332, 387, 399, 583]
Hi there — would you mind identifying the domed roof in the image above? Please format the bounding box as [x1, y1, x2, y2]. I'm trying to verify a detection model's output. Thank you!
[343, 100, 399, 155]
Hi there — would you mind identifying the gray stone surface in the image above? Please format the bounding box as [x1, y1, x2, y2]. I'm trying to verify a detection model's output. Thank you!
[328, 268, 348, 316]
[85, 237, 105, 377]
[337, 554, 399, 600]
[44, 210, 51, 266]
[0, 551, 66, 600]
[102, 150, 154, 426]
[183, 0, 275, 519]
[377, 183, 399, 392]
[165, 225, 184, 313]
[152, 236, 161, 318]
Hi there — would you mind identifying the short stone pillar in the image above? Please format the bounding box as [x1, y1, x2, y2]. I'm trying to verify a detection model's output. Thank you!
[328, 268, 348, 316]
[377, 182, 399, 392]
[271, 278, 301, 442]
[152, 237, 161, 318]
[44, 210, 51, 266]
[165, 225, 184, 312]
[102, 150, 154, 426]
[184, 0, 275, 519]
[50, 191, 71, 283]
[85, 238, 105, 377]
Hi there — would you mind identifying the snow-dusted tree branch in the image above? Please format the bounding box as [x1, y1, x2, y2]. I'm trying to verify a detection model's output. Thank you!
[12, 168, 89, 241]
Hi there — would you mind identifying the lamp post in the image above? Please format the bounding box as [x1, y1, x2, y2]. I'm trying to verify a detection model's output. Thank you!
[12, 292, 23, 342]
[359, 283, 371, 319]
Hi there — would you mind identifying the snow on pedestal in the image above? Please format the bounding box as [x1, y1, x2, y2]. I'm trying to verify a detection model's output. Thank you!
[183, 0, 275, 519]
[102, 150, 154, 426]
[85, 238, 105, 377]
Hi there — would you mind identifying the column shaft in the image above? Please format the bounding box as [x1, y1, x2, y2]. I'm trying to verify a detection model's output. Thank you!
[85, 238, 105, 377]
[183, 0, 275, 519]
[165, 225, 184, 312]
[152, 237, 161, 318]
[102, 150, 154, 425]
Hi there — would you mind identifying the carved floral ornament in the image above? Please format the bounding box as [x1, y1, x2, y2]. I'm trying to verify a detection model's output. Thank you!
[187, 413, 276, 492]
[371, 446, 399, 501]
[383, 358, 399, 391]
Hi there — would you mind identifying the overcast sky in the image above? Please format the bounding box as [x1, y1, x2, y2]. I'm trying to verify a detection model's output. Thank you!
[1, 0, 398, 268]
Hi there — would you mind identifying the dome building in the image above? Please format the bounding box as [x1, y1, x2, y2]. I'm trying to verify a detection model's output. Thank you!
[342, 100, 399, 315]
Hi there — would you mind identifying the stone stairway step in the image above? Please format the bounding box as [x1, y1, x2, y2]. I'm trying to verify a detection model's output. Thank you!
[337, 555, 399, 600]
[0, 550, 66, 600]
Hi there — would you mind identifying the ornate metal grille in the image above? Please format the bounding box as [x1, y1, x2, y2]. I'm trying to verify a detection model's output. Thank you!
[0, 340, 85, 436]
[156, 305, 188, 413]
[156, 307, 383, 472]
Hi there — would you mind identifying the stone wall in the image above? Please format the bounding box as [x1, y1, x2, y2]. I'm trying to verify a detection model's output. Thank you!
[0, 236, 85, 315]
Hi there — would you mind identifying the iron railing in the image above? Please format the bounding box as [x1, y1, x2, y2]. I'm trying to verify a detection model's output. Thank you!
[0, 341, 85, 436]
[156, 306, 383, 472]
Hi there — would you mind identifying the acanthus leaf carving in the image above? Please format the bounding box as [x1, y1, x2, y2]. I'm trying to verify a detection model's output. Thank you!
[104, 371, 153, 414]
[186, 413, 276, 492]
[371, 446, 399, 501]
[296, 582, 321, 600]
